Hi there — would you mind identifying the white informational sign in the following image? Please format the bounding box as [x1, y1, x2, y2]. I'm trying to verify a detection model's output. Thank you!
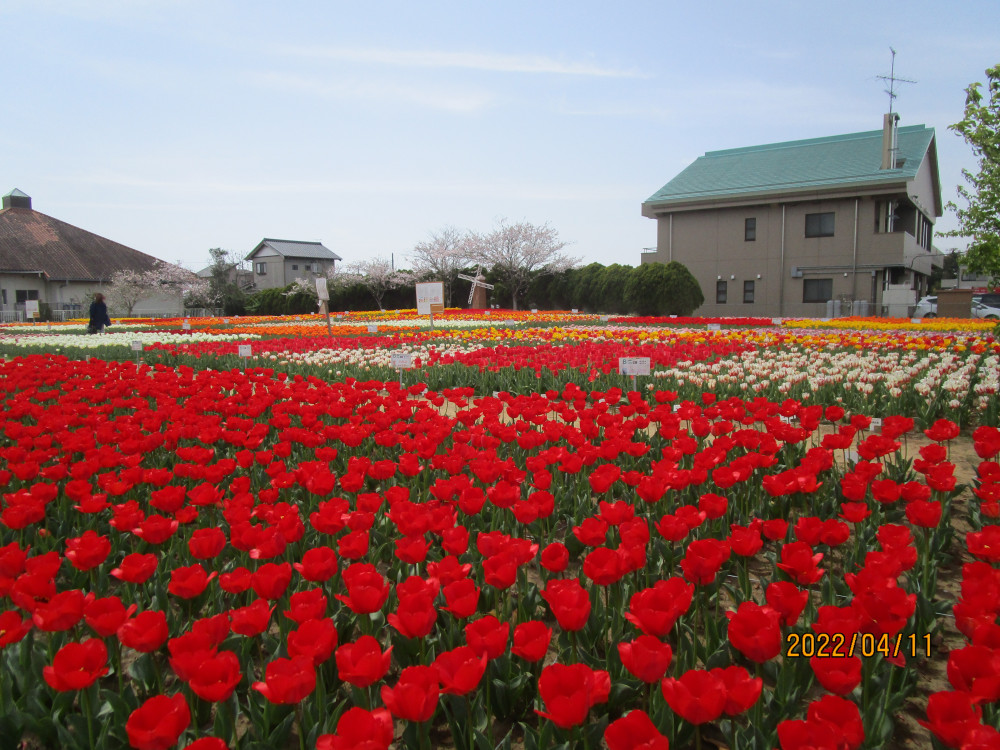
[415, 281, 445, 315]
[316, 278, 330, 301]
[485, 310, 491, 316]
[571, 308, 579, 314]
[707, 323, 721, 331]
[367, 324, 378, 334]
[391, 352, 413, 369]
[182, 320, 191, 330]
[238, 344, 252, 358]
[130, 341, 143, 352]
[600, 315, 610, 322]
[772, 318, 783, 325]
[870, 417, 883, 432]
[531, 308, 538, 314]
[223, 318, 230, 324]
[910, 318, 921, 325]
[619, 357, 651, 376]
[24, 300, 39, 319]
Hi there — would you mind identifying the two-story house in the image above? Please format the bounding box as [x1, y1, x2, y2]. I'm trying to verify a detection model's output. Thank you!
[641, 114, 943, 317]
[246, 239, 342, 291]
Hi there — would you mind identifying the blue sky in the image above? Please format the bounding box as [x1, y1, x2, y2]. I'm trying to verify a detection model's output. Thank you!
[2, 1, 997, 272]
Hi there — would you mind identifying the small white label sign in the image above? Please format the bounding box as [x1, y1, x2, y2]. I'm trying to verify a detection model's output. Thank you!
[870, 417, 883, 432]
[571, 308, 578, 314]
[619, 357, 651, 376]
[910, 318, 921, 324]
[130, 341, 143, 352]
[182, 320, 191, 330]
[531, 308, 538, 314]
[707, 323, 721, 331]
[238, 344, 252, 358]
[391, 352, 413, 369]
[316, 278, 330, 301]
[600, 315, 610, 322]
[772, 317, 782, 325]
[367, 324, 378, 334]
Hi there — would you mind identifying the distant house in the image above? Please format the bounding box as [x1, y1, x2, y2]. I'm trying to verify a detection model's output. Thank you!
[0, 189, 183, 319]
[245, 239, 342, 291]
[641, 115, 944, 317]
[196, 263, 255, 291]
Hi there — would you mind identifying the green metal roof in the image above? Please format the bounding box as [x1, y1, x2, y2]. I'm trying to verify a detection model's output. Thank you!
[644, 124, 935, 207]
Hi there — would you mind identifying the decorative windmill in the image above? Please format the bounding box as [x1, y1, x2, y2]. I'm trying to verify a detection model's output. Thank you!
[457, 266, 494, 309]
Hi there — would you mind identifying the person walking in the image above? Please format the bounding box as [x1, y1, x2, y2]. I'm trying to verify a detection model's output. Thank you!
[88, 293, 112, 333]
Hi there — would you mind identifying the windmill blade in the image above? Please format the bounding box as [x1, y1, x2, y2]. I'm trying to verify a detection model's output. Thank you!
[468, 285, 475, 305]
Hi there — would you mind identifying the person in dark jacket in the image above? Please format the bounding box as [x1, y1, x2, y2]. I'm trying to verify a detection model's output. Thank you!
[88, 293, 112, 333]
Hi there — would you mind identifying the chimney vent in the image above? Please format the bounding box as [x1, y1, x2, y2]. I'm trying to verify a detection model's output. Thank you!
[881, 113, 900, 169]
[2, 189, 32, 210]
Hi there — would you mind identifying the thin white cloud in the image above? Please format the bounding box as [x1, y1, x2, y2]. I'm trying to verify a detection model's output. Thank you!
[253, 71, 494, 113]
[272, 45, 643, 78]
[62, 172, 633, 202]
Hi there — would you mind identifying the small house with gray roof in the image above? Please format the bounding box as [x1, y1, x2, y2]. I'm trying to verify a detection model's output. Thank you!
[641, 114, 943, 317]
[245, 239, 342, 291]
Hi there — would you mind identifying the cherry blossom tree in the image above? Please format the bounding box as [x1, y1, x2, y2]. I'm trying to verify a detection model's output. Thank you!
[336, 257, 405, 311]
[106, 261, 212, 316]
[411, 226, 472, 306]
[468, 219, 577, 310]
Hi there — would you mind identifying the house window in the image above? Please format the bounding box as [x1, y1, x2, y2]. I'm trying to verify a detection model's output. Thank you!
[802, 278, 833, 303]
[743, 280, 755, 303]
[805, 212, 835, 238]
[15, 290, 39, 303]
[1, 290, 6, 305]
[291, 264, 298, 271]
[745, 218, 756, 242]
[256, 262, 267, 275]
[716, 280, 728, 304]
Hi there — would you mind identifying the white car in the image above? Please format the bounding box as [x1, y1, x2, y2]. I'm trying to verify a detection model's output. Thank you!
[974, 300, 1000, 320]
[914, 293, 1000, 319]
[914, 295, 938, 318]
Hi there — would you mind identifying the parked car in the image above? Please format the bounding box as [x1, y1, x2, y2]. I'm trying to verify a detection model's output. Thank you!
[914, 295, 938, 318]
[974, 300, 1000, 319]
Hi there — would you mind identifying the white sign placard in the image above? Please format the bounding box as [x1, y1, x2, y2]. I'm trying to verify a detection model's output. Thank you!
[182, 320, 191, 330]
[870, 417, 883, 431]
[130, 341, 143, 352]
[619, 357, 651, 376]
[316, 278, 330, 301]
[415, 281, 445, 315]
[772, 318, 783, 325]
[367, 324, 378, 334]
[485, 310, 491, 316]
[531, 308, 538, 314]
[24, 300, 39, 319]
[600, 315, 610, 322]
[238, 344, 252, 358]
[391, 352, 413, 369]
[910, 318, 921, 324]
[223, 318, 230, 324]
[571, 308, 579, 314]
[707, 323, 721, 331]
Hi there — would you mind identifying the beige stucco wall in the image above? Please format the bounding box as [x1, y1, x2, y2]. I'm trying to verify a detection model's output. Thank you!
[644, 194, 932, 317]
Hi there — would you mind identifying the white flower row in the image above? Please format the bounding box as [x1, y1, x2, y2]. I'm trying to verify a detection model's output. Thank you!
[0, 331, 260, 349]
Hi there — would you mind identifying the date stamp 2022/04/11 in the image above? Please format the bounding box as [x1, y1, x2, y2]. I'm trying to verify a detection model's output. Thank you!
[784, 632, 932, 659]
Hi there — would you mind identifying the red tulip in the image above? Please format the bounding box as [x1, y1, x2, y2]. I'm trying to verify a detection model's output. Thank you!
[776, 542, 824, 585]
[85, 596, 137, 638]
[388, 594, 438, 639]
[0, 610, 32, 648]
[540, 542, 569, 573]
[335, 563, 391, 614]
[125, 693, 190, 750]
[252, 656, 316, 704]
[810, 655, 863, 696]
[511, 620, 552, 663]
[32, 589, 88, 632]
[535, 662, 611, 729]
[188, 528, 227, 560]
[681, 538, 730, 585]
[42, 638, 108, 691]
[618, 635, 673, 683]
[441, 578, 480, 620]
[251, 562, 292, 600]
[188, 650, 242, 703]
[380, 665, 440, 722]
[712, 665, 762, 715]
[625, 578, 694, 637]
[335, 635, 392, 688]
[229, 598, 273, 637]
[464, 615, 509, 660]
[168, 564, 215, 599]
[726, 602, 782, 663]
[433, 645, 487, 695]
[284, 588, 327, 624]
[604, 709, 669, 750]
[316, 707, 394, 750]
[218, 567, 252, 594]
[541, 578, 591, 632]
[65, 530, 111, 571]
[660, 669, 726, 725]
[287, 617, 338, 666]
[293, 545, 339, 582]
[118, 610, 169, 653]
[947, 645, 1000, 702]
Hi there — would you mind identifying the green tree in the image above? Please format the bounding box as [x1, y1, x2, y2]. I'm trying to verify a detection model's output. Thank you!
[947, 63, 1000, 287]
[623, 262, 703, 316]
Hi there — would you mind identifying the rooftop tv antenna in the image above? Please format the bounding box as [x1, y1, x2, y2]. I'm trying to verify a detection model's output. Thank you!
[875, 47, 916, 115]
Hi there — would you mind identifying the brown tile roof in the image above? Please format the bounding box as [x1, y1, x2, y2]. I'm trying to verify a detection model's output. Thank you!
[0, 206, 161, 281]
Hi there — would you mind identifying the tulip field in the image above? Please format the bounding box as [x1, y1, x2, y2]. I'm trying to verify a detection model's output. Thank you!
[1, 310, 999, 750]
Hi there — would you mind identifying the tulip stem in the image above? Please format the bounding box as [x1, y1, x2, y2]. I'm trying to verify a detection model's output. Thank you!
[295, 703, 305, 750]
[81, 684, 96, 750]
